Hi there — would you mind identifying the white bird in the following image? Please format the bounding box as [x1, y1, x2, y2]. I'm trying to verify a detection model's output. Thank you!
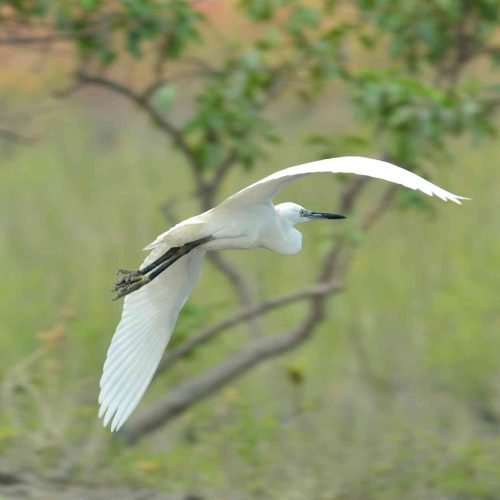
[99, 156, 466, 431]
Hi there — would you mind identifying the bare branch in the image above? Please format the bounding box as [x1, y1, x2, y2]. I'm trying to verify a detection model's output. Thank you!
[141, 79, 169, 103]
[74, 71, 200, 175]
[0, 128, 35, 144]
[317, 176, 371, 282]
[0, 470, 23, 485]
[205, 149, 238, 195]
[206, 252, 262, 338]
[53, 80, 84, 99]
[169, 57, 222, 83]
[319, 183, 399, 284]
[157, 280, 343, 372]
[159, 197, 180, 226]
[0, 33, 70, 46]
[0, 25, 105, 46]
[361, 184, 399, 231]
[120, 295, 328, 444]
[339, 176, 370, 213]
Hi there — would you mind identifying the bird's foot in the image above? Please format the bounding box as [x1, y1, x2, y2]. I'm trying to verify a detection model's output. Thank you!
[116, 268, 143, 279]
[112, 269, 151, 299]
[112, 274, 151, 300]
[113, 269, 143, 290]
[112, 236, 214, 301]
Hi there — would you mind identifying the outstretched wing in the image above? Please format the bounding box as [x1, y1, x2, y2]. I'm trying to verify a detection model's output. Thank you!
[220, 156, 467, 208]
[99, 248, 205, 431]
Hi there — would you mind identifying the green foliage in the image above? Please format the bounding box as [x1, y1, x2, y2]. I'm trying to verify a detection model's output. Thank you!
[5, 0, 497, 178]
[3, 0, 351, 174]
[351, 71, 496, 164]
[183, 49, 280, 170]
[177, 1, 350, 171]
[151, 84, 177, 113]
[6, 0, 205, 63]
[238, 0, 294, 21]
[357, 0, 500, 70]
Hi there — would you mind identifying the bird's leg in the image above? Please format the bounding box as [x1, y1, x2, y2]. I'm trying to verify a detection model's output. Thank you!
[145, 236, 211, 282]
[112, 236, 213, 300]
[113, 246, 180, 288]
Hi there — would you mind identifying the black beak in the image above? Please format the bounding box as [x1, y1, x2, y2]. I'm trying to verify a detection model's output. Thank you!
[308, 211, 346, 220]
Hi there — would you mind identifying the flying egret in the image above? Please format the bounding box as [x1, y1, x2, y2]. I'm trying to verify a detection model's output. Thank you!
[99, 156, 466, 431]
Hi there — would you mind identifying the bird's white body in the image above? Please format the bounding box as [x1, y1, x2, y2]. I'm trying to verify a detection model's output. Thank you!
[99, 156, 467, 431]
[152, 202, 303, 255]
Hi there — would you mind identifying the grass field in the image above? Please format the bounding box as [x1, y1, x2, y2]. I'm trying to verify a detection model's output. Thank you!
[1, 94, 499, 499]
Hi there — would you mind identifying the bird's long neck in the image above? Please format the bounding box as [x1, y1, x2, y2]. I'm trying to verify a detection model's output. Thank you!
[260, 209, 303, 255]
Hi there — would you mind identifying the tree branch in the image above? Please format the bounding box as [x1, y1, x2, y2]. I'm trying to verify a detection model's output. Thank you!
[0, 33, 75, 46]
[0, 23, 106, 46]
[74, 71, 200, 176]
[206, 252, 262, 338]
[120, 295, 328, 444]
[339, 176, 371, 213]
[205, 149, 238, 197]
[361, 184, 399, 231]
[0, 470, 23, 485]
[0, 128, 35, 144]
[156, 280, 343, 373]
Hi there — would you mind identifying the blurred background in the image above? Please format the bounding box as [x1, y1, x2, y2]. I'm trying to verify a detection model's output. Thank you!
[0, 1, 499, 498]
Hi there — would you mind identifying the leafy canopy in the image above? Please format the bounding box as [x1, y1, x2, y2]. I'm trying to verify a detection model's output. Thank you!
[2, 0, 498, 183]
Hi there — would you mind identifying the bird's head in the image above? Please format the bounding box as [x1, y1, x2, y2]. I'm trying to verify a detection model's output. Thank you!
[275, 202, 346, 226]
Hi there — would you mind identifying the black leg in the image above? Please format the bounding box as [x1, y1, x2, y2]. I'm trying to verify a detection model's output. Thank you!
[113, 246, 180, 289]
[140, 246, 181, 275]
[112, 236, 213, 300]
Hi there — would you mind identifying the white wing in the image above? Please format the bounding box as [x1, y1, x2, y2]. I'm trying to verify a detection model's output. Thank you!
[98, 248, 205, 431]
[220, 156, 467, 208]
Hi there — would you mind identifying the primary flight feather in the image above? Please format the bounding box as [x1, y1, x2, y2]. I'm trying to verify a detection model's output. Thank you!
[99, 156, 466, 431]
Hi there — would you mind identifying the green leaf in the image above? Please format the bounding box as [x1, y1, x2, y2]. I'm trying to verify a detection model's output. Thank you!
[286, 6, 319, 36]
[99, 48, 116, 66]
[238, 0, 289, 21]
[153, 84, 177, 112]
[80, 0, 101, 11]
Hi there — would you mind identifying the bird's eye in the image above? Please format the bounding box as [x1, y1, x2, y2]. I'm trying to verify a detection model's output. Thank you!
[299, 209, 305, 216]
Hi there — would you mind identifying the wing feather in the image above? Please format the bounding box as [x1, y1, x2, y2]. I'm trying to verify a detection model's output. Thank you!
[220, 156, 467, 208]
[100, 155, 465, 432]
[99, 248, 205, 431]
